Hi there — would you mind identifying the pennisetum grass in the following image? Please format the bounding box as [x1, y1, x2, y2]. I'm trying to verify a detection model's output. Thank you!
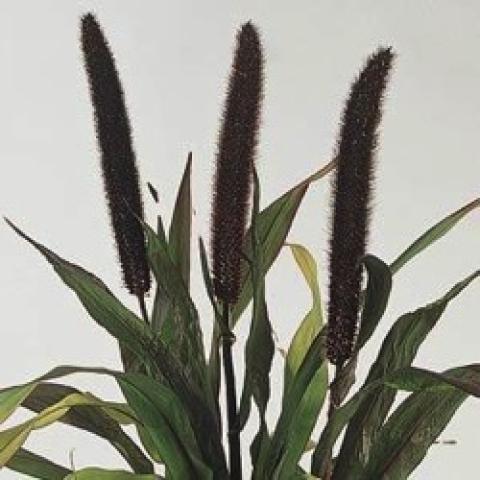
[80, 13, 151, 323]
[327, 47, 394, 368]
[210, 21, 263, 480]
[322, 47, 394, 480]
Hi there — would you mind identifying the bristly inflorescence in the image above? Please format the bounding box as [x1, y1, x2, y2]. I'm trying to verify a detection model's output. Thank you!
[81, 13, 150, 297]
[211, 22, 264, 305]
[327, 47, 394, 366]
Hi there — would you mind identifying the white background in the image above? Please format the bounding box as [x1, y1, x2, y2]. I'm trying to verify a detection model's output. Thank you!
[1, 1, 480, 478]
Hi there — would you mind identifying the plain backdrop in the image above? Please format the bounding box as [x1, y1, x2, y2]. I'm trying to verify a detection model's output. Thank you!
[1, 1, 479, 478]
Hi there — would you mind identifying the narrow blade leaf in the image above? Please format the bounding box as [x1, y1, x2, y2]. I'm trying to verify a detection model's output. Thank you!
[142, 221, 209, 397]
[332, 270, 480, 479]
[168, 153, 193, 288]
[63, 468, 159, 479]
[257, 329, 327, 479]
[239, 172, 275, 432]
[284, 243, 325, 396]
[362, 364, 480, 480]
[389, 197, 480, 275]
[6, 448, 71, 480]
[22, 382, 153, 473]
[231, 158, 337, 325]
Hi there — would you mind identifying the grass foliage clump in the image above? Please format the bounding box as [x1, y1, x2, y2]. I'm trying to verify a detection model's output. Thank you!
[2, 12, 480, 480]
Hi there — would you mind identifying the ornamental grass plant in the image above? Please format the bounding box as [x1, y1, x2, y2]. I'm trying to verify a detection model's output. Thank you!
[1, 12, 480, 480]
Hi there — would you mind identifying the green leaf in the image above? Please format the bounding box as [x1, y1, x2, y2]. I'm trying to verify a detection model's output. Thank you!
[198, 238, 224, 416]
[168, 152, 192, 289]
[5, 219, 155, 370]
[356, 255, 392, 350]
[150, 215, 172, 334]
[22, 383, 153, 473]
[0, 392, 136, 467]
[0, 366, 216, 479]
[254, 243, 327, 479]
[361, 364, 480, 480]
[8, 214, 220, 469]
[5, 448, 71, 480]
[284, 243, 325, 396]
[142, 221, 209, 398]
[331, 255, 392, 407]
[231, 158, 337, 325]
[63, 468, 158, 479]
[330, 269, 480, 480]
[208, 160, 336, 424]
[239, 171, 275, 433]
[118, 374, 212, 480]
[256, 329, 327, 479]
[275, 365, 328, 479]
[310, 363, 480, 479]
[0, 383, 37, 425]
[389, 197, 480, 275]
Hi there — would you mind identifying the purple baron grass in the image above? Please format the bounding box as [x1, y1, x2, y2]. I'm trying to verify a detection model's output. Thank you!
[211, 22, 263, 305]
[327, 47, 394, 366]
[81, 13, 150, 297]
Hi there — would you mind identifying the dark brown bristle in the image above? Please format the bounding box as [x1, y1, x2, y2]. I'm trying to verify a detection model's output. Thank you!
[81, 13, 150, 296]
[210, 21, 264, 305]
[327, 47, 394, 366]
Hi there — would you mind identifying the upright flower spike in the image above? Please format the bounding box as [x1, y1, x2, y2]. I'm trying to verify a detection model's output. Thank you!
[211, 21, 263, 305]
[327, 47, 394, 366]
[81, 13, 150, 298]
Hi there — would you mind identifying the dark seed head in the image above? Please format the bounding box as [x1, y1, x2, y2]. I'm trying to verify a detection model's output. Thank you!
[210, 21, 264, 304]
[327, 47, 394, 366]
[81, 13, 150, 296]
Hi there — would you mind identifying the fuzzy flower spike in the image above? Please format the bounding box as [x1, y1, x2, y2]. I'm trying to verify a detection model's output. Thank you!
[327, 47, 394, 366]
[210, 21, 263, 480]
[80, 13, 150, 302]
[211, 21, 264, 307]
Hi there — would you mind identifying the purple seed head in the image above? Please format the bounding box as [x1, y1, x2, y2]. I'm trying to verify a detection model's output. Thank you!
[81, 13, 150, 296]
[210, 22, 264, 305]
[327, 47, 394, 366]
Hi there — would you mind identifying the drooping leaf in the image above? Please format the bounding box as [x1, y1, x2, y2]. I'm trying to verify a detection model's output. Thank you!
[5, 219, 155, 370]
[0, 383, 37, 425]
[389, 197, 480, 275]
[6, 220, 226, 474]
[331, 269, 480, 480]
[284, 243, 325, 396]
[356, 255, 392, 350]
[0, 366, 215, 479]
[231, 158, 337, 325]
[311, 362, 480, 478]
[63, 468, 158, 479]
[361, 364, 480, 480]
[0, 392, 136, 467]
[168, 153, 193, 289]
[5, 448, 71, 480]
[331, 255, 392, 406]
[22, 382, 153, 473]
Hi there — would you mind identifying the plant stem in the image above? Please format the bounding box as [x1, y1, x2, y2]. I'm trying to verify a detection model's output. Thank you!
[137, 294, 149, 324]
[324, 363, 343, 480]
[221, 302, 242, 480]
